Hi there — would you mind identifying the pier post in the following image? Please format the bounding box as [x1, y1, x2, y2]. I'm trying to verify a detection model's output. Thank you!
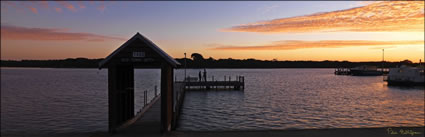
[224, 76, 226, 89]
[108, 65, 134, 133]
[155, 85, 157, 97]
[161, 64, 174, 132]
[144, 90, 147, 107]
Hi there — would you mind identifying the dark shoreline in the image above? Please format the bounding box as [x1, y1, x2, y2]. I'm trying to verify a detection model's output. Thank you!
[0, 67, 374, 69]
[168, 127, 425, 137]
[1, 58, 420, 69]
[2, 127, 423, 137]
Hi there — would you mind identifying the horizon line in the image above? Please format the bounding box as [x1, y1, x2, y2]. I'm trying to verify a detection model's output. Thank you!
[1, 57, 423, 63]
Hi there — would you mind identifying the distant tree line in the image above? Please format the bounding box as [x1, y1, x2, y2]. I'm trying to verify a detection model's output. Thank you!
[0, 54, 420, 69]
[1, 58, 103, 68]
[173, 53, 420, 68]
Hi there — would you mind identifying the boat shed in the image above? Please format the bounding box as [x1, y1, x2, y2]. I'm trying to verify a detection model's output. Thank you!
[99, 32, 180, 133]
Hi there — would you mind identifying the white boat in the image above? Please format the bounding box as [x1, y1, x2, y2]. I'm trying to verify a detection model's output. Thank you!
[386, 65, 424, 86]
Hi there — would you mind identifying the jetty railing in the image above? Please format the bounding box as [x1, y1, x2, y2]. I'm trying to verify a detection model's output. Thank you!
[136, 85, 160, 115]
[117, 85, 160, 131]
[334, 68, 389, 75]
[177, 75, 245, 90]
[171, 75, 245, 130]
[172, 81, 186, 129]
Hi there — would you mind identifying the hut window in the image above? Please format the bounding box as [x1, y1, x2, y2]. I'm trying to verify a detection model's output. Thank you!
[133, 51, 145, 57]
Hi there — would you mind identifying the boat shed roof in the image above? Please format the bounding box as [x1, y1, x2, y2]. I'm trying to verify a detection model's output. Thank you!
[98, 32, 180, 69]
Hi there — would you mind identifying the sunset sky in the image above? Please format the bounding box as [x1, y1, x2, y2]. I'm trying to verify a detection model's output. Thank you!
[1, 1, 424, 62]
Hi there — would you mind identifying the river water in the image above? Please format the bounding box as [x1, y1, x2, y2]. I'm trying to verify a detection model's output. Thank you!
[1, 68, 423, 136]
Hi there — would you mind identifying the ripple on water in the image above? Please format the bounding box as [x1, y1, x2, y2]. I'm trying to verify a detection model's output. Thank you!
[1, 68, 424, 134]
[175, 69, 424, 131]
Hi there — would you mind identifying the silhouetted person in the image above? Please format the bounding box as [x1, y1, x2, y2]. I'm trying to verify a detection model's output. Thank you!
[203, 68, 207, 82]
[198, 71, 202, 82]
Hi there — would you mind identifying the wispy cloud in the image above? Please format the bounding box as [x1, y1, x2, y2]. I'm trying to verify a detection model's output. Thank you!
[19, 1, 38, 14]
[1, 25, 126, 42]
[57, 1, 76, 12]
[97, 1, 106, 12]
[223, 1, 424, 33]
[3, 1, 106, 14]
[55, 7, 62, 13]
[210, 40, 424, 51]
[29, 6, 38, 14]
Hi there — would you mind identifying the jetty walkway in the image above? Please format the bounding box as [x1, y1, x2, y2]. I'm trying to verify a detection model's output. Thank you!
[90, 78, 244, 137]
[92, 97, 161, 137]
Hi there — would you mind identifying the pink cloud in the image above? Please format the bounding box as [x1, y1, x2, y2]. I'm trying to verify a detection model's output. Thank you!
[29, 7, 38, 14]
[1, 25, 126, 42]
[14, 1, 38, 14]
[57, 1, 77, 12]
[4, 1, 108, 14]
[55, 7, 62, 13]
[21, 2, 38, 14]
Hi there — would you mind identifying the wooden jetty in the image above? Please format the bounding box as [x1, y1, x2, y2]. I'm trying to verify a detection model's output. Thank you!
[97, 32, 246, 136]
[335, 67, 389, 76]
[334, 68, 351, 75]
[99, 33, 180, 133]
[92, 96, 162, 137]
[176, 76, 245, 90]
[114, 96, 161, 136]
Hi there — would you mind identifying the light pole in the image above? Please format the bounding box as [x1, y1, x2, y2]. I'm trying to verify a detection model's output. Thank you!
[382, 49, 385, 73]
[184, 53, 187, 81]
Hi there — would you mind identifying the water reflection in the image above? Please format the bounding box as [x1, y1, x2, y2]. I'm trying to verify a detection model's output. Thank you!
[1, 68, 423, 135]
[176, 69, 424, 131]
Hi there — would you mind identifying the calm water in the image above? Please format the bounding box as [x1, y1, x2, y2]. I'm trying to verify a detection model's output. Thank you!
[176, 69, 424, 131]
[1, 68, 160, 136]
[1, 68, 424, 135]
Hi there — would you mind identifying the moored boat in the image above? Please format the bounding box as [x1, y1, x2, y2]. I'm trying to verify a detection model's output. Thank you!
[350, 65, 383, 76]
[386, 65, 424, 86]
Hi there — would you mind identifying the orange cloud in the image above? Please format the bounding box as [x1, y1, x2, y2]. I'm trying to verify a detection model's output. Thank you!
[19, 1, 38, 14]
[57, 1, 76, 12]
[210, 40, 425, 50]
[1, 25, 126, 42]
[55, 7, 62, 13]
[29, 7, 38, 14]
[224, 1, 424, 33]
